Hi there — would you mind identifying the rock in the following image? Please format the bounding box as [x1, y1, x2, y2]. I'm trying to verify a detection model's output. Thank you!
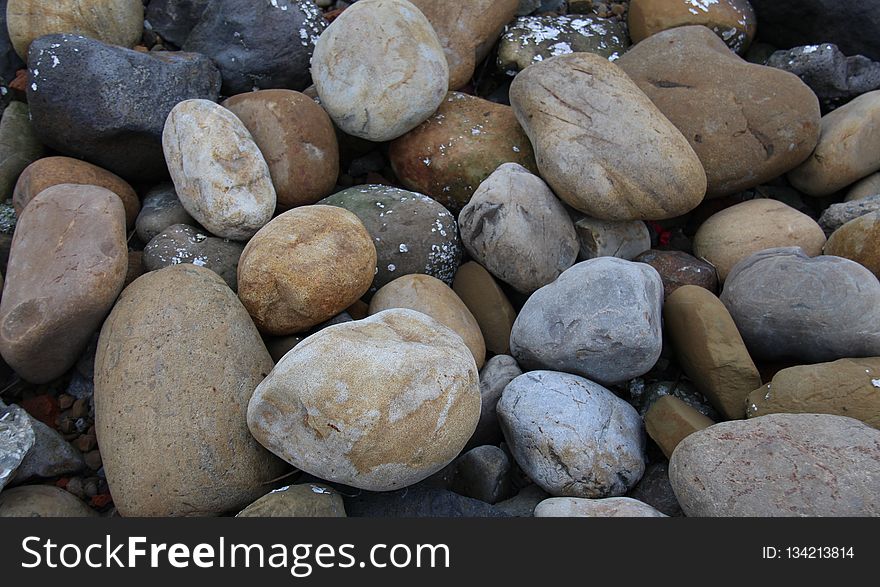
[6, 0, 143, 59]
[0, 0, 24, 84]
[145, 0, 210, 47]
[819, 195, 880, 235]
[13, 414, 83, 483]
[450, 445, 512, 504]
[345, 487, 510, 517]
[262, 312, 354, 362]
[182, 0, 326, 95]
[510, 258, 663, 385]
[143, 224, 244, 291]
[720, 247, 880, 363]
[495, 484, 549, 517]
[645, 395, 715, 459]
[535, 496, 667, 517]
[669, 413, 880, 516]
[628, 0, 756, 54]
[664, 285, 761, 419]
[767, 44, 880, 104]
[95, 265, 287, 516]
[747, 358, 880, 429]
[617, 26, 820, 198]
[237, 205, 376, 335]
[247, 309, 481, 491]
[499, 371, 645, 498]
[633, 250, 718, 298]
[389, 92, 538, 211]
[0, 485, 96, 517]
[0, 185, 127, 384]
[27, 34, 221, 182]
[825, 212, 880, 278]
[223, 90, 338, 210]
[237, 484, 347, 517]
[0, 402, 34, 490]
[467, 355, 522, 449]
[319, 185, 461, 295]
[497, 15, 629, 76]
[135, 183, 195, 242]
[847, 172, 880, 202]
[516, 0, 541, 15]
[452, 262, 517, 356]
[632, 379, 720, 421]
[627, 461, 683, 517]
[0, 102, 44, 201]
[573, 216, 650, 262]
[789, 90, 880, 196]
[511, 53, 706, 220]
[311, 0, 448, 142]
[410, 0, 518, 90]
[459, 163, 578, 294]
[369, 274, 486, 367]
[694, 199, 826, 282]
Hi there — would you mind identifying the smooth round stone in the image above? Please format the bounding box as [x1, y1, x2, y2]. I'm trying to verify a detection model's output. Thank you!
[145, 0, 210, 47]
[459, 163, 578, 294]
[628, 0, 757, 54]
[14, 156, 140, 229]
[223, 90, 338, 210]
[693, 199, 826, 282]
[311, 0, 449, 142]
[824, 211, 880, 278]
[0, 102, 44, 201]
[846, 172, 880, 202]
[573, 215, 651, 262]
[645, 395, 715, 459]
[819, 194, 880, 236]
[0, 485, 96, 517]
[143, 224, 244, 291]
[510, 53, 706, 221]
[319, 185, 461, 295]
[247, 309, 481, 492]
[634, 249, 718, 298]
[498, 371, 646, 498]
[237, 484, 347, 518]
[27, 34, 221, 182]
[535, 497, 667, 518]
[369, 274, 486, 368]
[135, 183, 195, 242]
[467, 354, 522, 449]
[389, 92, 537, 211]
[237, 205, 376, 335]
[452, 262, 517, 356]
[789, 90, 880, 196]
[720, 247, 880, 363]
[747, 358, 880, 429]
[0, 185, 127, 384]
[7, 0, 143, 59]
[449, 445, 512, 504]
[669, 413, 880, 516]
[163, 99, 276, 240]
[510, 258, 663, 385]
[95, 265, 287, 516]
[617, 27, 821, 198]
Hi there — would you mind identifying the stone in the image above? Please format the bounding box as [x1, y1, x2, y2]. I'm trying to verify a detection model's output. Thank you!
[511, 53, 706, 221]
[535, 496, 667, 517]
[629, 379, 719, 421]
[0, 102, 44, 201]
[720, 247, 880, 363]
[410, 0, 518, 90]
[467, 355, 522, 449]
[767, 44, 880, 104]
[495, 484, 549, 517]
[498, 371, 645, 498]
[0, 185, 127, 384]
[13, 414, 83, 483]
[617, 26, 821, 198]
[135, 183, 195, 242]
[7, 0, 143, 59]
[516, 0, 541, 15]
[633, 250, 718, 298]
[237, 205, 376, 335]
[0, 0, 24, 84]
[450, 445, 512, 504]
[669, 413, 880, 516]
[645, 395, 715, 459]
[510, 258, 663, 385]
[788, 91, 880, 196]
[747, 358, 880, 429]
[311, 0, 448, 142]
[143, 224, 245, 291]
[694, 199, 826, 282]
[628, 0, 756, 54]
[369, 274, 486, 367]
[345, 487, 510, 517]
[0, 402, 33, 490]
[819, 195, 880, 235]
[319, 185, 461, 295]
[825, 212, 880, 278]
[223, 90, 338, 210]
[452, 262, 517, 356]
[497, 15, 629, 76]
[847, 172, 880, 202]
[389, 92, 538, 211]
[0, 485, 96, 517]
[237, 484, 347, 517]
[27, 34, 221, 182]
[573, 216, 651, 262]
[182, 0, 326, 96]
[246, 309, 481, 491]
[627, 461, 683, 517]
[95, 265, 287, 516]
[145, 0, 210, 47]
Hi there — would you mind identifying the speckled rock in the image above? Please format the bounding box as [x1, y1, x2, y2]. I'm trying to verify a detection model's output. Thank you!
[0, 485, 96, 517]
[237, 484, 347, 517]
[0, 102, 44, 201]
[467, 355, 522, 449]
[766, 43, 880, 104]
[634, 250, 718, 298]
[452, 262, 517, 356]
[143, 224, 244, 291]
[628, 0, 756, 54]
[819, 195, 880, 235]
[145, 0, 210, 47]
[535, 496, 667, 517]
[573, 215, 651, 261]
[645, 395, 715, 459]
[135, 183, 195, 242]
[247, 309, 481, 491]
[824, 212, 880, 278]
[846, 172, 880, 202]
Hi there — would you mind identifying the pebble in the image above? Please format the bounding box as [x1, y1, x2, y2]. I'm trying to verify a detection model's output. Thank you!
[467, 355, 522, 449]
[450, 445, 512, 504]
[628, 0, 756, 54]
[824, 211, 880, 278]
[135, 183, 196, 243]
[0, 484, 96, 517]
[0, 402, 34, 490]
[767, 43, 880, 105]
[237, 484, 347, 518]
[645, 395, 715, 459]
[633, 250, 718, 298]
[0, 102, 44, 201]
[534, 496, 667, 517]
[629, 378, 719, 420]
[819, 194, 880, 235]
[452, 262, 517, 356]
[626, 461, 683, 517]
[846, 172, 880, 202]
[13, 414, 84, 483]
[573, 215, 650, 262]
[345, 487, 510, 518]
[143, 224, 244, 291]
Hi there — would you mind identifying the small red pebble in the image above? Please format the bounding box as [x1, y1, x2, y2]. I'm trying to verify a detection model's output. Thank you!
[20, 395, 60, 428]
[56, 478, 70, 489]
[646, 221, 672, 247]
[90, 494, 114, 509]
[8, 69, 27, 92]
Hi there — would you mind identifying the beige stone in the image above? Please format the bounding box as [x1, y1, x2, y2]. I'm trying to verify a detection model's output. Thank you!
[574, 216, 651, 261]
[846, 172, 880, 202]
[237, 484, 347, 517]
[452, 262, 517, 356]
[628, 0, 757, 54]
[645, 395, 715, 458]
[535, 496, 667, 517]
[0, 485, 96, 517]
[824, 211, 880, 278]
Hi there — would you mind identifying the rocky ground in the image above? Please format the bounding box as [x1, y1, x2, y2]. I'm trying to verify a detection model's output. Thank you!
[1, 0, 880, 518]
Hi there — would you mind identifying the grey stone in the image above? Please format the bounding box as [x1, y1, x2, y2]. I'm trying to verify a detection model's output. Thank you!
[494, 484, 549, 517]
[573, 215, 651, 261]
[143, 224, 245, 291]
[12, 414, 83, 483]
[516, 0, 541, 16]
[628, 379, 720, 421]
[0, 102, 44, 200]
[0, 401, 34, 490]
[450, 445, 512, 504]
[344, 487, 511, 517]
[135, 184, 197, 243]
[535, 496, 667, 517]
[767, 43, 880, 103]
[627, 461, 684, 517]
[819, 194, 880, 236]
[467, 354, 522, 449]
[146, 0, 210, 47]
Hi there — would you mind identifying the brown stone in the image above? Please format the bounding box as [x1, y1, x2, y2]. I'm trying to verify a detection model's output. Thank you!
[645, 395, 715, 458]
[628, 0, 757, 54]
[452, 262, 517, 355]
[0, 485, 96, 517]
[633, 250, 718, 298]
[846, 172, 880, 202]
[824, 211, 880, 278]
[237, 484, 347, 517]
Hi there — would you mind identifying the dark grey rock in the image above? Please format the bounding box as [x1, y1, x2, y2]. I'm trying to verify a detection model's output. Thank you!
[466, 354, 522, 449]
[143, 224, 244, 291]
[627, 461, 683, 517]
[344, 487, 511, 517]
[136, 183, 197, 242]
[27, 34, 221, 182]
[766, 43, 880, 103]
[494, 484, 549, 517]
[819, 194, 880, 236]
[146, 0, 210, 47]
[12, 415, 83, 483]
[450, 445, 512, 504]
[516, 0, 541, 16]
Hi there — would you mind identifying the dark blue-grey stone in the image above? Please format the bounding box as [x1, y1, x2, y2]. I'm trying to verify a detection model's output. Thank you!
[146, 0, 210, 47]
[344, 487, 512, 518]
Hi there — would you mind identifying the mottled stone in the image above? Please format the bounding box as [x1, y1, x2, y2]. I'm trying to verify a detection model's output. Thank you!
[143, 224, 244, 291]
[628, 0, 756, 53]
[634, 250, 718, 298]
[0, 402, 33, 490]
[767, 43, 880, 103]
[819, 194, 880, 236]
